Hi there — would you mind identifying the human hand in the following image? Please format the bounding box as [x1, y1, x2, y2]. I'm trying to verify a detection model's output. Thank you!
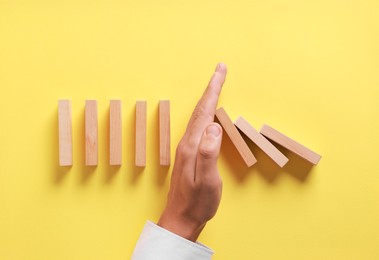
[158, 63, 227, 242]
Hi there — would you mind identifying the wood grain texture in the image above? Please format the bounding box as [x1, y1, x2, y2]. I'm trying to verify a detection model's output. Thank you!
[260, 124, 322, 165]
[235, 116, 288, 167]
[215, 107, 257, 167]
[135, 100, 147, 167]
[58, 99, 72, 166]
[85, 100, 98, 166]
[110, 100, 122, 165]
[159, 100, 170, 166]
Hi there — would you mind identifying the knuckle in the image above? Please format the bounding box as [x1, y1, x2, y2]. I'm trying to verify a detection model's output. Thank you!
[198, 143, 216, 159]
[176, 140, 197, 159]
[182, 145, 195, 158]
[206, 176, 222, 189]
[175, 141, 185, 156]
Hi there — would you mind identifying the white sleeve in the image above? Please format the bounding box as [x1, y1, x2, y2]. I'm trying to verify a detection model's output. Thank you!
[131, 221, 214, 260]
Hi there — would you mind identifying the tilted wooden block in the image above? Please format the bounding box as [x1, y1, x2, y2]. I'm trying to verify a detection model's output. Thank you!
[215, 107, 257, 167]
[110, 100, 122, 165]
[85, 100, 98, 166]
[234, 116, 288, 167]
[260, 124, 322, 165]
[135, 100, 147, 167]
[58, 99, 72, 166]
[159, 100, 171, 166]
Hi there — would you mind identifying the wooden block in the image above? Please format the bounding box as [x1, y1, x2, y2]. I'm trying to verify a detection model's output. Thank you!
[85, 100, 98, 166]
[215, 107, 257, 167]
[234, 116, 288, 167]
[159, 100, 170, 166]
[110, 100, 122, 165]
[135, 100, 147, 167]
[260, 124, 322, 165]
[58, 99, 72, 166]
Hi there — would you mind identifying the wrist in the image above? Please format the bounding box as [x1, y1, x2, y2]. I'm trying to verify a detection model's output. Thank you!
[157, 210, 206, 242]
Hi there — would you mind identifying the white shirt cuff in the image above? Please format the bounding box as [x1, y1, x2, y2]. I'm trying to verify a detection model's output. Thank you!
[131, 220, 214, 260]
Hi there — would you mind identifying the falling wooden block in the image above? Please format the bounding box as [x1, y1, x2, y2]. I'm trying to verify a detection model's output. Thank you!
[110, 100, 122, 165]
[58, 99, 72, 166]
[135, 100, 147, 167]
[159, 100, 170, 166]
[215, 107, 257, 167]
[260, 124, 322, 165]
[234, 116, 288, 167]
[85, 100, 98, 166]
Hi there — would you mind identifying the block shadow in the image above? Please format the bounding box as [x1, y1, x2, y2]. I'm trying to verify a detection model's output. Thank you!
[282, 150, 314, 182]
[221, 125, 316, 184]
[157, 166, 170, 186]
[129, 166, 145, 184]
[217, 122, 253, 183]
[261, 140, 315, 183]
[237, 130, 282, 184]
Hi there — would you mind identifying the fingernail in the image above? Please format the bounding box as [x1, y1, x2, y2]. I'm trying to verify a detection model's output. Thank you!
[206, 124, 221, 137]
[215, 62, 226, 73]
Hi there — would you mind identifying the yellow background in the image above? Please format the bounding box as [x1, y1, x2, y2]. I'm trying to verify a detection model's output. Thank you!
[1, 0, 378, 259]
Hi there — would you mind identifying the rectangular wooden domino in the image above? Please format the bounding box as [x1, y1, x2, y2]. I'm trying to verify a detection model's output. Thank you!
[58, 99, 72, 166]
[235, 116, 288, 167]
[215, 107, 257, 167]
[85, 100, 98, 166]
[159, 100, 171, 166]
[110, 100, 122, 165]
[135, 100, 147, 167]
[260, 124, 321, 165]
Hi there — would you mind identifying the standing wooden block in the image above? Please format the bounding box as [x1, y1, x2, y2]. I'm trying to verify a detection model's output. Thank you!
[110, 100, 122, 165]
[135, 100, 147, 167]
[215, 107, 257, 167]
[260, 124, 322, 165]
[58, 99, 72, 166]
[235, 116, 288, 167]
[159, 100, 170, 166]
[85, 100, 98, 166]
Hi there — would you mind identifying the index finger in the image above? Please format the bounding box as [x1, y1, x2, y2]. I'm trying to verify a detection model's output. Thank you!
[185, 63, 227, 140]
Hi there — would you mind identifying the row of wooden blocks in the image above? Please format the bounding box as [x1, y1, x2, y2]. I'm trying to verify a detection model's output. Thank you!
[58, 99, 170, 167]
[58, 100, 321, 168]
[215, 107, 321, 167]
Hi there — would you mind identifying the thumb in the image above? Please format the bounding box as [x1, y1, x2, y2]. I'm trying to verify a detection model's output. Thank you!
[196, 123, 223, 181]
